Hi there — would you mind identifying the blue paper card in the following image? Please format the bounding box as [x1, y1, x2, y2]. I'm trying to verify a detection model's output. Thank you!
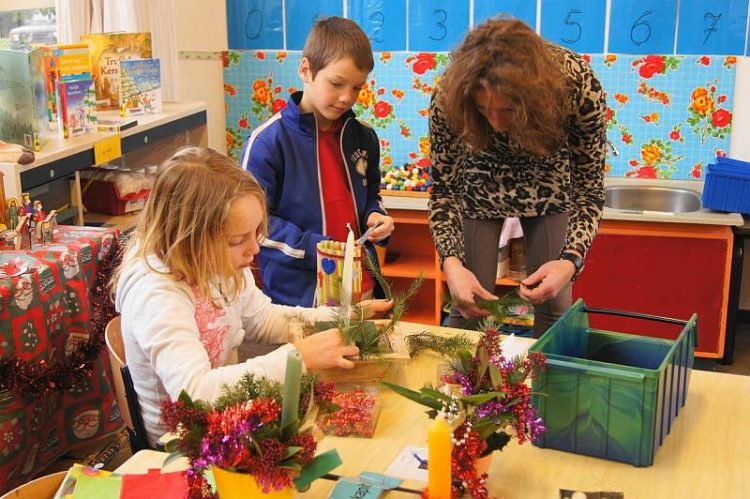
[348, 0, 406, 51]
[408, 0, 470, 51]
[540, 0, 606, 53]
[330, 478, 386, 498]
[676, 0, 748, 55]
[285, 0, 343, 50]
[227, 0, 283, 49]
[359, 472, 402, 490]
[474, 0, 537, 29]
[608, 0, 677, 54]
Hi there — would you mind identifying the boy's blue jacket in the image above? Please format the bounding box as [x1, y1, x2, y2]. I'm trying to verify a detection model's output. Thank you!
[240, 91, 388, 307]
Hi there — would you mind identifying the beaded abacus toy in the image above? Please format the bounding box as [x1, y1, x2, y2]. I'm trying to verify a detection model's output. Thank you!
[381, 163, 432, 192]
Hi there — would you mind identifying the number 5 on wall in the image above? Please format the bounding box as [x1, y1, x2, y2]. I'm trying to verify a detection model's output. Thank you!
[541, 0, 605, 53]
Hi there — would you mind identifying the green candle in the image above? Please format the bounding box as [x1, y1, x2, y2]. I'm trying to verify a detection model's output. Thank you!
[281, 349, 303, 437]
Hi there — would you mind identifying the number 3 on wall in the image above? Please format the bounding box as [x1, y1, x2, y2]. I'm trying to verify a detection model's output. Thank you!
[429, 9, 447, 41]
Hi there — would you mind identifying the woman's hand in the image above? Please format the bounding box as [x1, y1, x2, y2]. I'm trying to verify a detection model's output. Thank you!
[443, 257, 497, 319]
[294, 329, 359, 370]
[357, 298, 394, 319]
[364, 213, 395, 242]
[518, 259, 575, 304]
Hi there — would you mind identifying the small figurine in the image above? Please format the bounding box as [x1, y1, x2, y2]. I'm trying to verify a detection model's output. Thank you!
[21, 193, 33, 217]
[39, 210, 57, 244]
[33, 200, 46, 240]
[7, 197, 19, 230]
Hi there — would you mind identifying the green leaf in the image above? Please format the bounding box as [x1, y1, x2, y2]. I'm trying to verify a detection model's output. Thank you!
[284, 446, 303, 459]
[488, 364, 502, 389]
[162, 451, 184, 467]
[382, 381, 444, 411]
[294, 449, 342, 491]
[461, 392, 506, 405]
[177, 390, 196, 407]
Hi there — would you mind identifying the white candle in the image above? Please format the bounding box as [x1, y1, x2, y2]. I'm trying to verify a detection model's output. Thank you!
[341, 223, 355, 315]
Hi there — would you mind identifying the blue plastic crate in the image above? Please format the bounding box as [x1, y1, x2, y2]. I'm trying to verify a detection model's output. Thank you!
[702, 156, 750, 214]
[529, 300, 696, 467]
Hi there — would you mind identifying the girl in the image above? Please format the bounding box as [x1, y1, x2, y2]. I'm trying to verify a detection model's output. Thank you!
[113, 146, 391, 445]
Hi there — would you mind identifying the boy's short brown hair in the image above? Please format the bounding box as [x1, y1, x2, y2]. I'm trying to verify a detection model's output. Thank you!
[302, 17, 374, 78]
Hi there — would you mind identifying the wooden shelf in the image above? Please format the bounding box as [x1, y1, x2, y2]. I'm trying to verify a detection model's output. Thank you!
[84, 211, 141, 233]
[381, 253, 436, 279]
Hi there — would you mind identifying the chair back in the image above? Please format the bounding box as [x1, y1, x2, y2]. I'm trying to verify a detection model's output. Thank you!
[104, 316, 151, 452]
[0, 471, 66, 499]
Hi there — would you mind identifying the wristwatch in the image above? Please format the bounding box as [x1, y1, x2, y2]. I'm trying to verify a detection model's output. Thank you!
[559, 250, 584, 281]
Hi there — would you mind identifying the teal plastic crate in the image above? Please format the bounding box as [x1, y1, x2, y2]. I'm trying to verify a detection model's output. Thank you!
[529, 300, 696, 467]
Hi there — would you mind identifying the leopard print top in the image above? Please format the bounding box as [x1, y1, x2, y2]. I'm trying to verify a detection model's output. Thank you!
[428, 45, 607, 264]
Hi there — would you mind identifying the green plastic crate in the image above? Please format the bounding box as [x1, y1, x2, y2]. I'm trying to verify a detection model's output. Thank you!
[529, 299, 696, 467]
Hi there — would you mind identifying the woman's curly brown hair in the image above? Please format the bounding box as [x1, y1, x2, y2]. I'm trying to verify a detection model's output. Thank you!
[437, 18, 573, 156]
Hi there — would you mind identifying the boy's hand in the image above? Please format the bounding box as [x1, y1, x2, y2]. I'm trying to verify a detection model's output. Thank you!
[294, 329, 359, 370]
[357, 298, 394, 319]
[364, 213, 394, 242]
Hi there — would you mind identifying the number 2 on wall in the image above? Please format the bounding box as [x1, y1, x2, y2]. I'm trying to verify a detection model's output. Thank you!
[562, 9, 582, 44]
[429, 9, 447, 41]
[702, 12, 722, 45]
[369, 11, 385, 43]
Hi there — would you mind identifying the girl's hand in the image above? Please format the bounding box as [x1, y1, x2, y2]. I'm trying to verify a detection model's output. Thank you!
[364, 213, 395, 242]
[294, 329, 359, 370]
[443, 257, 496, 319]
[518, 259, 575, 304]
[357, 298, 394, 319]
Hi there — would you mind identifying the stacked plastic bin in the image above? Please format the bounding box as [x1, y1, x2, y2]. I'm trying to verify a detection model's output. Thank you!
[702, 156, 750, 214]
[529, 300, 697, 467]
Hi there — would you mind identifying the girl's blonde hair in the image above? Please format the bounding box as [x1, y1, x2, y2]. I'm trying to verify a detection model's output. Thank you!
[437, 18, 572, 156]
[113, 146, 268, 303]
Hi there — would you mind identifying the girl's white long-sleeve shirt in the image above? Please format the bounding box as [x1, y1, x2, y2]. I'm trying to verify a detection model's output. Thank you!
[114, 256, 334, 445]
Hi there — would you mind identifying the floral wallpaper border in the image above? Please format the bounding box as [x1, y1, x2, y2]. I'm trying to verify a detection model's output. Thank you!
[223, 51, 737, 181]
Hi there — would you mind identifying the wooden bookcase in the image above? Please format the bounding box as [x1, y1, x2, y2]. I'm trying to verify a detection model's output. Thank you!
[381, 193, 518, 325]
[1, 102, 208, 233]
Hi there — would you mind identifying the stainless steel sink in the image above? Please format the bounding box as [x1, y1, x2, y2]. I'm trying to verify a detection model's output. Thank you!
[605, 186, 702, 213]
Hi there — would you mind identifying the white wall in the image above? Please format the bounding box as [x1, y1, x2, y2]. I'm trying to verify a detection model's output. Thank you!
[174, 0, 228, 154]
[729, 58, 750, 162]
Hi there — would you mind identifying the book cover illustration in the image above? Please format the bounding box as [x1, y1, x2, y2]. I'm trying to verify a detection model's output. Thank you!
[58, 79, 97, 137]
[0, 48, 50, 151]
[47, 43, 93, 132]
[119, 58, 162, 116]
[80, 32, 152, 111]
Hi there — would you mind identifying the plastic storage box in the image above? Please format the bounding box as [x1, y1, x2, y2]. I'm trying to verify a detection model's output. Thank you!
[702, 156, 750, 214]
[529, 300, 696, 467]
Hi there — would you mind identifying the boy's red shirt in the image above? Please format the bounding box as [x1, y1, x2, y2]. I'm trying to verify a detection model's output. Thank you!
[318, 121, 374, 293]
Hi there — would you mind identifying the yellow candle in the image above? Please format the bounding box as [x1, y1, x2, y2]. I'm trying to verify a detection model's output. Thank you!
[428, 416, 452, 498]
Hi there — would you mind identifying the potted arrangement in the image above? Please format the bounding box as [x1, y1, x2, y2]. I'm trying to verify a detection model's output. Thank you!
[161, 372, 340, 498]
[384, 320, 547, 498]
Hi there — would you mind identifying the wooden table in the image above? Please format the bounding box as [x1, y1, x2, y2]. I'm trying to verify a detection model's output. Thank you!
[117, 322, 750, 498]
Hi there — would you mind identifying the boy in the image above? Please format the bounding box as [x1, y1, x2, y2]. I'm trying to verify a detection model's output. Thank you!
[241, 17, 394, 306]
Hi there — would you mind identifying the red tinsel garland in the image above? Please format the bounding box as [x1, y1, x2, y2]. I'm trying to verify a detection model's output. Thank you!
[0, 239, 121, 399]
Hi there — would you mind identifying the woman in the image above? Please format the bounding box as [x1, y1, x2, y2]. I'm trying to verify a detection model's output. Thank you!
[428, 18, 607, 336]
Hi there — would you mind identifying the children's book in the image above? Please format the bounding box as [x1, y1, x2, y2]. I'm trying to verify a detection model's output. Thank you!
[0, 48, 50, 151]
[119, 58, 162, 116]
[97, 118, 138, 132]
[80, 32, 152, 111]
[58, 79, 97, 138]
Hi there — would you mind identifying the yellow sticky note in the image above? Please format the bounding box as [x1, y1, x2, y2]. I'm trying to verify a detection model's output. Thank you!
[94, 135, 122, 165]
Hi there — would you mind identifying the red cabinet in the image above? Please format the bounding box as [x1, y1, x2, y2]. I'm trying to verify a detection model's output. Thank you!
[573, 220, 732, 358]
